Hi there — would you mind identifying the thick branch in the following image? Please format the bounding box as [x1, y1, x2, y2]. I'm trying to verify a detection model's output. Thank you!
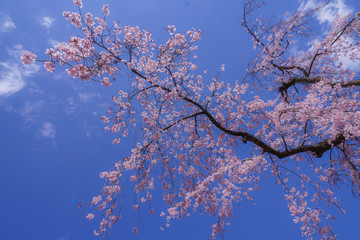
[104, 42, 347, 160]
[128, 65, 347, 160]
[271, 61, 308, 76]
[279, 77, 360, 93]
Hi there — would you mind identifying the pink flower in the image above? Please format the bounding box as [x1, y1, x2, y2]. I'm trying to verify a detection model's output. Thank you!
[100, 116, 109, 123]
[101, 77, 111, 87]
[191, 30, 201, 42]
[110, 123, 120, 133]
[21, 51, 37, 65]
[85, 13, 95, 28]
[113, 138, 120, 144]
[100, 219, 108, 228]
[130, 175, 138, 181]
[64, 12, 82, 28]
[86, 213, 94, 220]
[73, 0, 83, 8]
[91, 196, 102, 204]
[94, 26, 103, 35]
[102, 5, 110, 16]
[99, 171, 108, 178]
[168, 207, 177, 218]
[44, 61, 55, 72]
[220, 64, 225, 71]
[166, 25, 176, 35]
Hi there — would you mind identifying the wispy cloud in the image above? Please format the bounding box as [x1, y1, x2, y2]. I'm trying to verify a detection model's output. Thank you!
[0, 62, 24, 96]
[39, 16, 55, 29]
[58, 234, 69, 240]
[298, 0, 353, 24]
[48, 38, 61, 47]
[27, 82, 44, 95]
[78, 92, 100, 102]
[0, 45, 40, 97]
[21, 100, 44, 122]
[40, 122, 56, 139]
[0, 61, 39, 97]
[297, 0, 358, 70]
[65, 97, 77, 114]
[338, 37, 360, 71]
[0, 13, 15, 33]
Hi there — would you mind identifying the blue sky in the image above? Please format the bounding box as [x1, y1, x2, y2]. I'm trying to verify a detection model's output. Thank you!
[0, 0, 360, 239]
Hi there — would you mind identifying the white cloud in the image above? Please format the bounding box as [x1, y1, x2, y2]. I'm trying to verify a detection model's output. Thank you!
[0, 13, 15, 33]
[58, 234, 69, 240]
[0, 45, 40, 97]
[297, 0, 358, 70]
[7, 44, 23, 58]
[40, 122, 56, 139]
[48, 38, 61, 47]
[27, 82, 44, 94]
[85, 130, 91, 138]
[298, 0, 317, 12]
[338, 37, 360, 71]
[299, 0, 353, 24]
[339, 56, 360, 71]
[39, 16, 55, 29]
[65, 97, 77, 114]
[78, 92, 100, 102]
[21, 100, 44, 122]
[0, 62, 24, 96]
[22, 63, 40, 78]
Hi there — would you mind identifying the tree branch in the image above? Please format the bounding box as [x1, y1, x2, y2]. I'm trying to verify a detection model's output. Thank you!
[279, 77, 360, 93]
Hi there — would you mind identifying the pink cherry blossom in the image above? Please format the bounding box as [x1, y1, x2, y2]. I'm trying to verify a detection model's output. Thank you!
[86, 213, 95, 220]
[220, 64, 225, 71]
[73, 0, 82, 8]
[94, 26, 103, 35]
[21, 51, 37, 64]
[44, 61, 55, 72]
[85, 13, 95, 28]
[102, 4, 110, 16]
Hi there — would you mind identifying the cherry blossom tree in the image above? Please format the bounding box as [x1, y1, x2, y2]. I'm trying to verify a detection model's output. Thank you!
[22, 0, 360, 239]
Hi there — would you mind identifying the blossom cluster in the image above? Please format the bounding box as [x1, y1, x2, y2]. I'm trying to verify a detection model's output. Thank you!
[22, 0, 360, 239]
